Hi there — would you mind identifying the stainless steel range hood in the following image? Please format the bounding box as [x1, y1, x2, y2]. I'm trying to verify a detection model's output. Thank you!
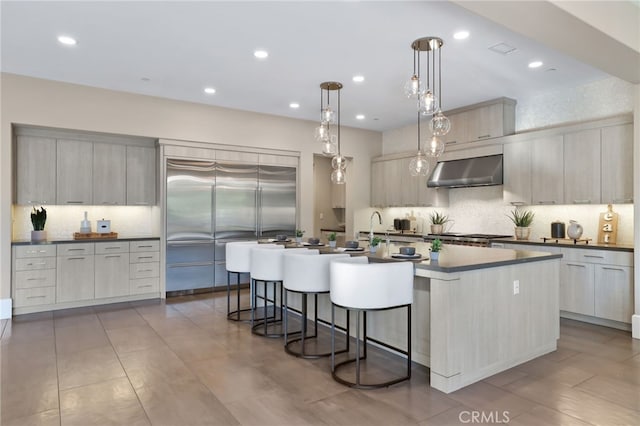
[427, 154, 503, 188]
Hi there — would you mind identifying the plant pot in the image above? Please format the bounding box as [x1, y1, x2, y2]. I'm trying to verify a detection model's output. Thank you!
[430, 251, 439, 261]
[514, 227, 531, 240]
[295, 237, 303, 244]
[329, 241, 336, 248]
[31, 230, 47, 242]
[370, 245, 378, 254]
[430, 224, 443, 235]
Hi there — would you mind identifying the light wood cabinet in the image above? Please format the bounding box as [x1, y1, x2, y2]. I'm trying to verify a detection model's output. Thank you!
[442, 111, 468, 146]
[15, 136, 57, 205]
[560, 261, 595, 316]
[12, 244, 57, 308]
[563, 129, 601, 204]
[371, 156, 448, 208]
[93, 143, 126, 205]
[56, 139, 93, 205]
[94, 242, 130, 299]
[503, 141, 532, 205]
[129, 240, 160, 295]
[530, 135, 564, 205]
[126, 146, 157, 205]
[594, 265, 633, 323]
[56, 243, 95, 303]
[444, 98, 516, 144]
[467, 103, 505, 141]
[601, 123, 633, 204]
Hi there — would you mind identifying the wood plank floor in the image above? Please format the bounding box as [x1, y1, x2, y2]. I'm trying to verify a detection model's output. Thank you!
[1, 291, 639, 425]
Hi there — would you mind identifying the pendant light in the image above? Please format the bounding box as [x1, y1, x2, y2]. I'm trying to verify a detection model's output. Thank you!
[409, 110, 429, 177]
[317, 81, 346, 184]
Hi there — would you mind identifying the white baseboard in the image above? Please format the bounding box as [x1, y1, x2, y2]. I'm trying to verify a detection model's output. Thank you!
[0, 298, 12, 319]
[633, 315, 640, 340]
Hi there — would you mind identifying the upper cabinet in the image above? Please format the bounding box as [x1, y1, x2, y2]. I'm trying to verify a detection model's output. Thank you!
[14, 127, 157, 206]
[443, 98, 516, 145]
[126, 146, 157, 205]
[371, 155, 448, 208]
[15, 136, 57, 205]
[502, 115, 633, 206]
[57, 139, 93, 205]
[601, 123, 633, 204]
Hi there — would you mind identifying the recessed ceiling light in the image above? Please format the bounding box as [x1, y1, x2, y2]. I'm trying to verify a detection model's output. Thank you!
[254, 50, 269, 59]
[289, 102, 300, 109]
[204, 87, 216, 94]
[453, 31, 469, 40]
[528, 61, 543, 68]
[352, 75, 365, 83]
[57, 35, 77, 46]
[356, 114, 365, 120]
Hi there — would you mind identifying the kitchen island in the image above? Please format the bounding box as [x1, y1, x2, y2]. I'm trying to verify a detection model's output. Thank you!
[285, 241, 562, 394]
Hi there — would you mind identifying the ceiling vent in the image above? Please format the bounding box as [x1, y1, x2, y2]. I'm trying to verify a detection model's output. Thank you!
[488, 43, 517, 55]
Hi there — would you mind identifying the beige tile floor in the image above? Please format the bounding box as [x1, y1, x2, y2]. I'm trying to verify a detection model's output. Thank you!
[1, 291, 639, 425]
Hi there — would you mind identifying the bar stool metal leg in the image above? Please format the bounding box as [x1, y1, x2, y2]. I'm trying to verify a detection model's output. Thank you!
[227, 271, 252, 322]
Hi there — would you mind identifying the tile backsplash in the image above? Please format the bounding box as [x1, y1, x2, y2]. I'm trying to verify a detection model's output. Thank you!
[12, 205, 161, 241]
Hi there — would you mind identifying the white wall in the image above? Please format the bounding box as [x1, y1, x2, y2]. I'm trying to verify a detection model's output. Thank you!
[0, 73, 382, 310]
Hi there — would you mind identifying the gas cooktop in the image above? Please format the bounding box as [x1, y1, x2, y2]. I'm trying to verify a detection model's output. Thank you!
[423, 233, 512, 247]
[426, 233, 512, 239]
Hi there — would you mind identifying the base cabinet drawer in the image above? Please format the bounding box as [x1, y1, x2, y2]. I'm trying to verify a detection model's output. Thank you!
[15, 257, 56, 271]
[130, 278, 159, 295]
[130, 241, 160, 252]
[15, 287, 55, 307]
[130, 252, 160, 263]
[15, 269, 56, 289]
[15, 245, 56, 258]
[130, 262, 159, 279]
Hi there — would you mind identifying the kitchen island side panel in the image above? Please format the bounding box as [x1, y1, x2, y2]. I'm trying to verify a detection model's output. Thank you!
[421, 258, 560, 393]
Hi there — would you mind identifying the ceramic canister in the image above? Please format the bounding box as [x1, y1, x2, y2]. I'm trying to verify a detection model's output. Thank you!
[551, 221, 565, 238]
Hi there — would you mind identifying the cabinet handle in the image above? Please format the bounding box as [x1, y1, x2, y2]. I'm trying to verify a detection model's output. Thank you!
[573, 200, 592, 204]
[565, 263, 586, 267]
[26, 295, 47, 299]
[67, 248, 85, 252]
[601, 266, 624, 272]
[510, 202, 525, 206]
[583, 255, 604, 259]
[477, 134, 491, 139]
[27, 277, 46, 281]
[138, 269, 154, 273]
[65, 201, 85, 204]
[537, 201, 556, 205]
[613, 198, 633, 203]
[137, 284, 153, 288]
[67, 257, 85, 261]
[137, 256, 154, 259]
[104, 247, 122, 250]
[105, 255, 121, 259]
[133, 202, 150, 205]
[27, 201, 48, 204]
[26, 262, 47, 266]
[27, 250, 48, 254]
[138, 245, 153, 248]
[445, 141, 457, 145]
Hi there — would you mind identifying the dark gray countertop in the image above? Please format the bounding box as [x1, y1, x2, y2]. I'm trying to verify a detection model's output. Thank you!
[493, 237, 634, 252]
[12, 236, 160, 246]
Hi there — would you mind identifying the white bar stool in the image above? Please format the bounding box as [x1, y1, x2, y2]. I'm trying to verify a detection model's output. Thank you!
[249, 246, 314, 337]
[282, 252, 351, 358]
[225, 241, 259, 322]
[329, 257, 414, 389]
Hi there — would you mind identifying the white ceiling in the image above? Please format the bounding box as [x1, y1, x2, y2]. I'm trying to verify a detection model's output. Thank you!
[0, 1, 613, 132]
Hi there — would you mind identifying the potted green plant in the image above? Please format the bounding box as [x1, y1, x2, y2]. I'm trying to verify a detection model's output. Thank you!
[327, 232, 337, 248]
[30, 206, 47, 242]
[429, 238, 442, 261]
[429, 211, 449, 235]
[370, 236, 382, 254]
[295, 229, 305, 244]
[508, 208, 535, 240]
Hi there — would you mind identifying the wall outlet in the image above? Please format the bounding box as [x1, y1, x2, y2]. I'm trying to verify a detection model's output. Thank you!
[513, 280, 520, 295]
[319, 212, 324, 220]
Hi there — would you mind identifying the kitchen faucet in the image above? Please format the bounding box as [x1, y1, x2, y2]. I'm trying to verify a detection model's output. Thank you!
[369, 210, 382, 243]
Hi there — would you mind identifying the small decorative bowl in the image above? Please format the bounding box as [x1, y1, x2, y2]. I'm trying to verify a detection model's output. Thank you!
[399, 246, 416, 256]
[345, 240, 359, 249]
[276, 234, 288, 241]
[308, 237, 320, 245]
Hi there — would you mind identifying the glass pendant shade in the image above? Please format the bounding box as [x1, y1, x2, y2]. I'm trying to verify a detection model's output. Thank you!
[403, 75, 422, 99]
[321, 107, 335, 124]
[314, 123, 330, 142]
[330, 168, 345, 184]
[429, 109, 451, 136]
[409, 151, 429, 177]
[331, 155, 347, 170]
[425, 135, 445, 158]
[419, 90, 437, 116]
[322, 140, 337, 157]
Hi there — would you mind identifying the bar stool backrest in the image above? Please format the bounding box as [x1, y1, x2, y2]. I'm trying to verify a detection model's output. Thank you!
[250, 247, 312, 282]
[283, 253, 350, 293]
[226, 241, 259, 273]
[330, 259, 414, 310]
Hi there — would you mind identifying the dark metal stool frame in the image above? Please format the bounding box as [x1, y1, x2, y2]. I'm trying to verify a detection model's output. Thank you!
[283, 289, 350, 359]
[251, 278, 296, 338]
[226, 270, 252, 322]
[331, 302, 412, 389]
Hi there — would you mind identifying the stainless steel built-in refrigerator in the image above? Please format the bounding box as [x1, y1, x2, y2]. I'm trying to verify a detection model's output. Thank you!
[165, 159, 296, 295]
